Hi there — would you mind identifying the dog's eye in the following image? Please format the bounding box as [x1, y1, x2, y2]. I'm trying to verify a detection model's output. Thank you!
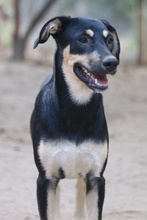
[106, 36, 114, 45]
[106, 35, 114, 51]
[79, 36, 88, 43]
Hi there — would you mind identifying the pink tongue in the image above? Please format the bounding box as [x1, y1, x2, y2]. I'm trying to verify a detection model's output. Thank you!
[95, 75, 108, 86]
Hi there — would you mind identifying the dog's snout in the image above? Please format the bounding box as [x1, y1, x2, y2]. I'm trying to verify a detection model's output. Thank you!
[102, 56, 118, 72]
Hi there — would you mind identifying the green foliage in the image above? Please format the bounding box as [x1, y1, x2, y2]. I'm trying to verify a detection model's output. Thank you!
[0, 0, 13, 15]
[0, 0, 13, 46]
[0, 24, 13, 45]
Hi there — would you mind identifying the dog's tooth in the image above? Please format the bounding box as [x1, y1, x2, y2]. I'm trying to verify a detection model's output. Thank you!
[85, 69, 88, 74]
[82, 67, 87, 74]
[95, 79, 98, 84]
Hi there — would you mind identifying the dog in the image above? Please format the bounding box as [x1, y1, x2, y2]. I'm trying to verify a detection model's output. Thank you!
[30, 16, 120, 220]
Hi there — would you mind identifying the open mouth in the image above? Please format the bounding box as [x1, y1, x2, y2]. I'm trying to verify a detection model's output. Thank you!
[74, 64, 108, 91]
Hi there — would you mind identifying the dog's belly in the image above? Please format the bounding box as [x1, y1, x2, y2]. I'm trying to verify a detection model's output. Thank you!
[38, 140, 108, 179]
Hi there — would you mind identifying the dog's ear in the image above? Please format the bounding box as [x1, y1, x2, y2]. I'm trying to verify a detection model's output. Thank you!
[34, 16, 71, 49]
[100, 19, 120, 63]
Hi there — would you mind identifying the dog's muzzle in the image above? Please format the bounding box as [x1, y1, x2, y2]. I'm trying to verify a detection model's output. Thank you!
[102, 56, 118, 74]
[73, 56, 118, 91]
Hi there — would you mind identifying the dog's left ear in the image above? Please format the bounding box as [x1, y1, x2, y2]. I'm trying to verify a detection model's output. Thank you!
[100, 19, 120, 63]
[34, 16, 71, 49]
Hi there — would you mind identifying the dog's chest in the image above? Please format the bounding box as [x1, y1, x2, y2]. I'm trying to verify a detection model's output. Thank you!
[38, 140, 107, 179]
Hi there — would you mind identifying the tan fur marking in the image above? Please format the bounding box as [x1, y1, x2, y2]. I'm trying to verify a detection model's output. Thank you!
[62, 46, 100, 105]
[111, 32, 118, 56]
[75, 177, 86, 219]
[41, 19, 62, 41]
[103, 30, 109, 38]
[49, 19, 61, 34]
[48, 22, 58, 34]
[86, 29, 94, 37]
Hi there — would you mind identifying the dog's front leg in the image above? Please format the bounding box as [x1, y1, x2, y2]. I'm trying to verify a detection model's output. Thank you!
[75, 177, 86, 220]
[37, 175, 59, 220]
[86, 175, 105, 220]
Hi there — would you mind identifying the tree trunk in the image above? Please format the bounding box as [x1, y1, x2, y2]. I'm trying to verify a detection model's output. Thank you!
[13, 0, 58, 61]
[13, 0, 22, 60]
[13, 37, 26, 60]
[138, 0, 144, 65]
[13, 0, 19, 41]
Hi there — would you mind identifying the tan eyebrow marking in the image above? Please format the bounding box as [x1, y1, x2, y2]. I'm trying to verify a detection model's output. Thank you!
[86, 29, 94, 37]
[103, 30, 109, 38]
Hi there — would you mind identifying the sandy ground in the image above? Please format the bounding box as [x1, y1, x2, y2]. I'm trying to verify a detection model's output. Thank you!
[0, 59, 147, 220]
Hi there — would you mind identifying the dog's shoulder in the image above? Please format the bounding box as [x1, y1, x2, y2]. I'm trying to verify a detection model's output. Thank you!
[35, 74, 57, 110]
[30, 74, 59, 141]
[40, 74, 53, 91]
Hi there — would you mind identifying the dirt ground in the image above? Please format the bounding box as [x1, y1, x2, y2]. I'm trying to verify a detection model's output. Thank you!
[0, 59, 147, 220]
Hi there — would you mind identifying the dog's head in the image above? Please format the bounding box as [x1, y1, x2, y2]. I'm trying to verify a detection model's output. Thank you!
[34, 16, 120, 98]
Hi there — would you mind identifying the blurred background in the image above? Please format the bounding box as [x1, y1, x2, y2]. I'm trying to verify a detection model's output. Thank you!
[0, 0, 147, 64]
[0, 1, 147, 220]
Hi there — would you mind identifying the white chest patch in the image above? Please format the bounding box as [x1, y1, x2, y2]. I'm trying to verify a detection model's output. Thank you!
[38, 140, 108, 179]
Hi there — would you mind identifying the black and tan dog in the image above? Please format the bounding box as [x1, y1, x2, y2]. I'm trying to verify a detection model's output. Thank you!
[30, 16, 120, 220]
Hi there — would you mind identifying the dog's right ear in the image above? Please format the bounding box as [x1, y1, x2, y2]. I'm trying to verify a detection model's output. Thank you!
[33, 16, 71, 49]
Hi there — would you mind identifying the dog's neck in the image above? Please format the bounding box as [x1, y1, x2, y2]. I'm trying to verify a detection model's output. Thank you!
[53, 48, 94, 106]
[49, 48, 108, 144]
[52, 47, 105, 109]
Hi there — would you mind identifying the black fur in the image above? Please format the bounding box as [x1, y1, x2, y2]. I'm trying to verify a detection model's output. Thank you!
[85, 174, 105, 220]
[37, 176, 49, 220]
[30, 16, 120, 220]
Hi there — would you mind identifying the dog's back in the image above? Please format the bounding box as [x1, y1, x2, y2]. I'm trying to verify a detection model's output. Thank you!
[31, 16, 120, 220]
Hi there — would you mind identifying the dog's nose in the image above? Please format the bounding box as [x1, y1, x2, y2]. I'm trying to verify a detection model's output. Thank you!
[102, 56, 118, 72]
